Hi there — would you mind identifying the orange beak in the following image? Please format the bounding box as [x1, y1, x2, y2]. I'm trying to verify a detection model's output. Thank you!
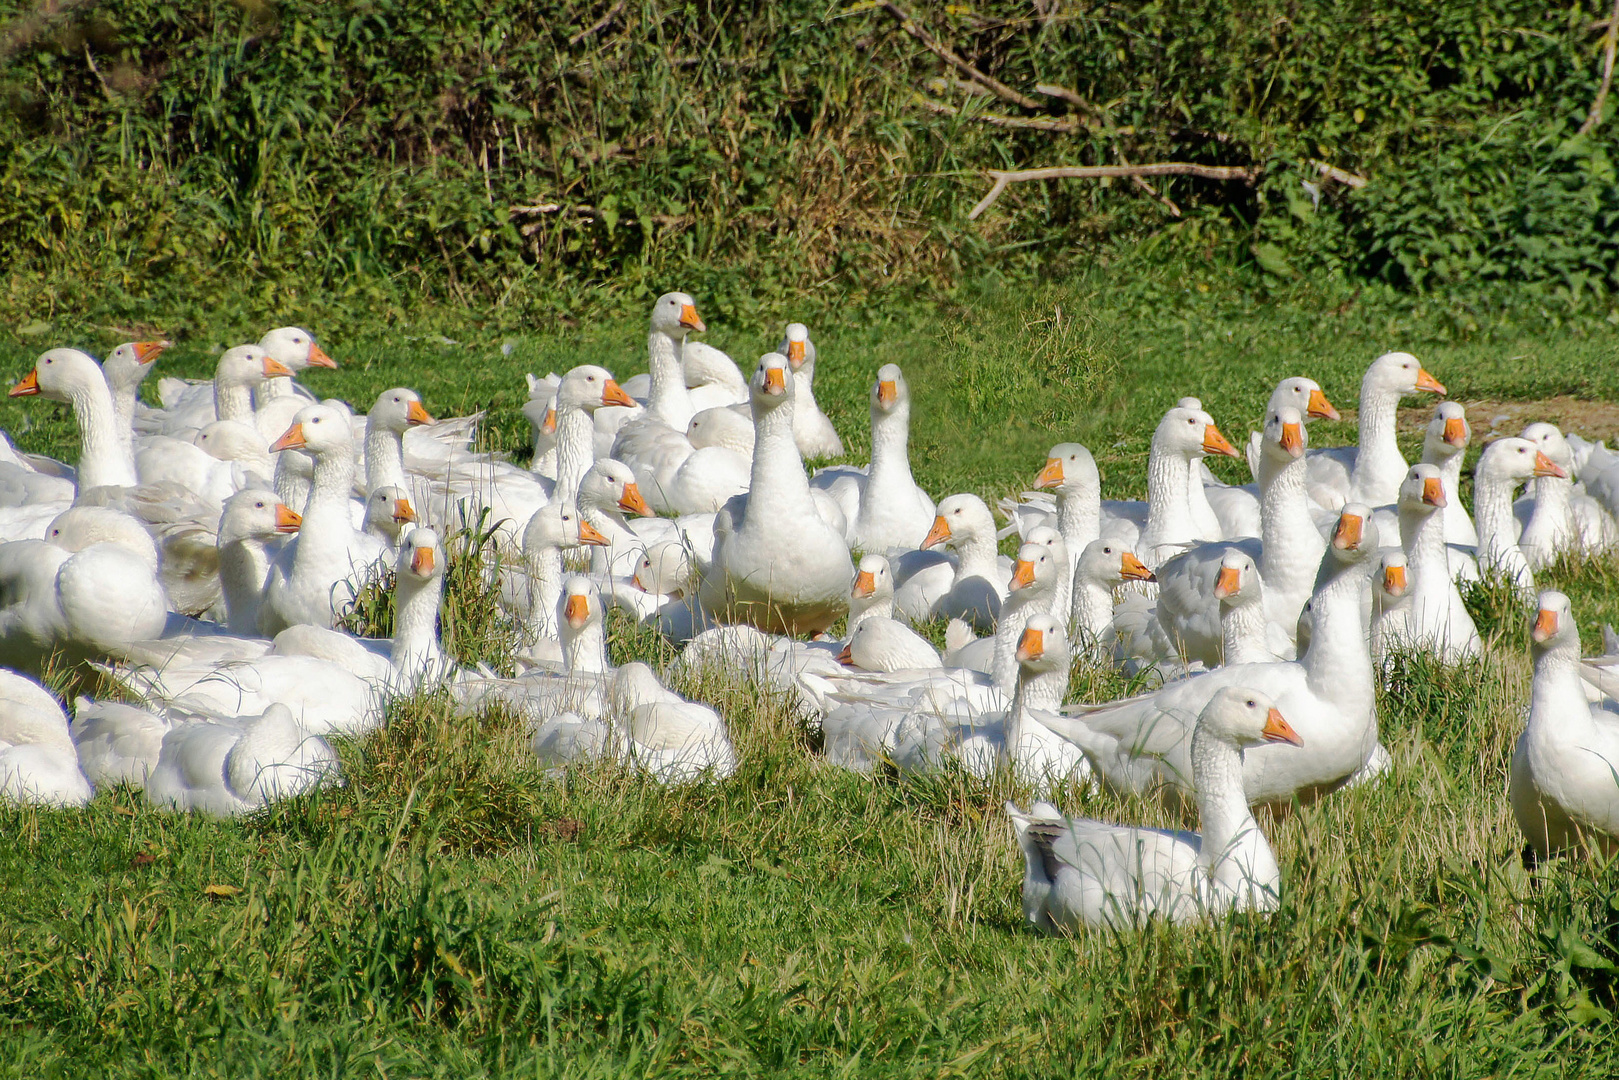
[921, 515, 951, 550]
[270, 423, 307, 452]
[393, 498, 417, 524]
[837, 642, 856, 666]
[631, 569, 649, 592]
[132, 340, 169, 364]
[564, 594, 590, 629]
[601, 378, 636, 408]
[1015, 627, 1045, 663]
[1421, 476, 1446, 507]
[1383, 563, 1407, 596]
[273, 504, 303, 533]
[853, 570, 877, 598]
[678, 303, 705, 332]
[1034, 457, 1064, 489]
[786, 339, 806, 368]
[8, 370, 39, 397]
[762, 366, 787, 395]
[1278, 421, 1304, 456]
[1120, 553, 1155, 582]
[1533, 452, 1567, 479]
[1009, 559, 1036, 591]
[262, 357, 294, 379]
[411, 545, 436, 575]
[542, 407, 558, 435]
[1213, 564, 1242, 599]
[305, 343, 337, 369]
[1306, 388, 1340, 421]
[1262, 707, 1304, 747]
[1442, 416, 1467, 447]
[1531, 607, 1559, 642]
[876, 380, 898, 408]
[1415, 367, 1445, 395]
[617, 482, 652, 516]
[1202, 423, 1240, 458]
[406, 400, 435, 426]
[576, 519, 609, 546]
[1333, 512, 1364, 551]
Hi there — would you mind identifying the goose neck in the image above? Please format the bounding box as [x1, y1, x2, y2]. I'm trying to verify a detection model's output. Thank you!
[390, 573, 446, 673]
[563, 622, 607, 674]
[1221, 597, 1271, 665]
[524, 545, 566, 640]
[1256, 452, 1319, 596]
[220, 538, 273, 635]
[951, 528, 1000, 581]
[866, 401, 913, 486]
[551, 406, 595, 505]
[1056, 485, 1101, 551]
[748, 399, 816, 517]
[847, 594, 893, 635]
[1400, 506, 1449, 587]
[258, 377, 291, 401]
[646, 331, 695, 428]
[1190, 732, 1278, 905]
[364, 421, 407, 491]
[67, 379, 138, 489]
[1473, 472, 1520, 551]
[1301, 561, 1374, 699]
[214, 379, 254, 425]
[1353, 386, 1401, 475]
[1070, 579, 1115, 646]
[1143, 444, 1194, 542]
[1529, 639, 1595, 738]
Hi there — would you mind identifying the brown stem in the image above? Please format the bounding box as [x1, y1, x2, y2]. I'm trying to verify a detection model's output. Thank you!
[879, 2, 1042, 111]
[969, 163, 1258, 220]
[1579, 0, 1619, 135]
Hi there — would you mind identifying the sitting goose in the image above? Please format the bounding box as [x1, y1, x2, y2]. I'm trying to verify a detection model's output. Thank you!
[1009, 686, 1301, 931]
[1206, 375, 1341, 538]
[144, 703, 340, 817]
[837, 555, 942, 673]
[101, 339, 168, 459]
[10, 348, 143, 490]
[895, 493, 1009, 630]
[0, 669, 93, 807]
[1474, 436, 1565, 598]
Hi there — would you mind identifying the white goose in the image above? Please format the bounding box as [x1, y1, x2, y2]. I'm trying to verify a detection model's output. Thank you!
[1304, 352, 1445, 511]
[143, 703, 340, 817]
[10, 348, 141, 490]
[810, 364, 935, 552]
[548, 365, 637, 506]
[1370, 550, 1412, 665]
[608, 294, 709, 499]
[251, 327, 340, 439]
[1512, 591, 1619, 859]
[1378, 464, 1480, 662]
[101, 339, 168, 459]
[511, 503, 609, 657]
[660, 405, 755, 515]
[779, 323, 844, 459]
[523, 372, 561, 479]
[1136, 406, 1242, 567]
[700, 354, 855, 635]
[1421, 402, 1477, 547]
[837, 555, 942, 673]
[1009, 686, 1301, 931]
[1517, 423, 1619, 567]
[217, 488, 300, 635]
[1206, 376, 1341, 538]
[1069, 538, 1157, 661]
[896, 493, 1008, 630]
[0, 669, 93, 806]
[456, 577, 615, 720]
[946, 530, 1065, 693]
[1474, 436, 1564, 597]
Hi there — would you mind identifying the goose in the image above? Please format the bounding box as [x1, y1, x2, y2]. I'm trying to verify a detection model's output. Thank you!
[577, 458, 658, 577]
[1421, 402, 1477, 547]
[1009, 686, 1301, 931]
[362, 387, 436, 497]
[522, 372, 562, 478]
[607, 294, 709, 498]
[547, 365, 637, 506]
[659, 405, 755, 515]
[456, 576, 614, 719]
[1370, 550, 1412, 665]
[700, 354, 855, 635]
[998, 442, 1112, 549]
[1378, 464, 1480, 662]
[1474, 436, 1564, 597]
[1517, 423, 1619, 567]
[1206, 549, 1284, 665]
[217, 488, 301, 635]
[1511, 591, 1619, 859]
[1303, 352, 1445, 511]
[1240, 376, 1342, 477]
[510, 503, 609, 655]
[614, 296, 737, 414]
[9, 348, 141, 490]
[679, 340, 749, 413]
[837, 555, 942, 672]
[596, 540, 712, 642]
[1148, 407, 1322, 667]
[780, 323, 844, 459]
[0, 669, 93, 806]
[809, 364, 934, 551]
[1136, 406, 1241, 567]
[145, 328, 331, 436]
[1207, 376, 1340, 538]
[361, 485, 417, 559]
[143, 702, 340, 817]
[1069, 538, 1156, 662]
[101, 339, 168, 458]
[946, 531, 1065, 693]
[70, 697, 179, 790]
[896, 493, 1008, 630]
[251, 327, 339, 440]
[1032, 505, 1381, 809]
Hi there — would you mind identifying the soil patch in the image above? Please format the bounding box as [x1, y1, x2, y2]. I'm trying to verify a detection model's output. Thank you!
[1336, 396, 1619, 442]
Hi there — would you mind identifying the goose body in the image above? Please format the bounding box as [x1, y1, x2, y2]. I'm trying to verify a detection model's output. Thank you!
[810, 364, 934, 552]
[0, 670, 93, 806]
[144, 703, 340, 817]
[780, 323, 844, 459]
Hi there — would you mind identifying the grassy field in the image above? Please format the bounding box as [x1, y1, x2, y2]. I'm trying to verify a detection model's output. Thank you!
[4, 271, 1619, 1076]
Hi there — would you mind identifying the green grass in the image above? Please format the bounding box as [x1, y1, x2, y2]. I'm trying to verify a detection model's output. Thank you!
[4, 270, 1619, 1075]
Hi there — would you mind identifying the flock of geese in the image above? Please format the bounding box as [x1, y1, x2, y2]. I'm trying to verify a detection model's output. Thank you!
[3, 293, 1619, 930]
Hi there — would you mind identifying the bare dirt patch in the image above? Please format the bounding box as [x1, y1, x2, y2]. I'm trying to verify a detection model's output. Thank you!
[1337, 396, 1619, 442]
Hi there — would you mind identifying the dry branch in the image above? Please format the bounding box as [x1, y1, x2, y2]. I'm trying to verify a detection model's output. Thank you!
[914, 94, 1080, 133]
[969, 163, 1258, 220]
[568, 0, 626, 46]
[879, 2, 1042, 111]
[1311, 160, 1368, 188]
[1580, 0, 1619, 135]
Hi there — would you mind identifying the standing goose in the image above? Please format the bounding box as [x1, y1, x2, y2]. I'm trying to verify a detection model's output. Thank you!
[1422, 402, 1477, 547]
[1137, 406, 1242, 568]
[1304, 352, 1445, 511]
[1009, 686, 1301, 931]
[1512, 591, 1619, 859]
[779, 323, 844, 459]
[809, 364, 935, 552]
[1380, 464, 1480, 662]
[1474, 436, 1564, 598]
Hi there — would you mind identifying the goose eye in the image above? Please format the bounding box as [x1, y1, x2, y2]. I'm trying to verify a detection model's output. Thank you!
[1246, 698, 1257, 708]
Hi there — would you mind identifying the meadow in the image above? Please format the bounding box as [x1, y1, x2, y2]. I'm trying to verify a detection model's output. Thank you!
[3, 266, 1619, 1077]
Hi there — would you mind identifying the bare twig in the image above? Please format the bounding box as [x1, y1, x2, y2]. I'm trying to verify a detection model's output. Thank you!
[968, 163, 1258, 220]
[1579, 0, 1619, 135]
[1310, 160, 1369, 188]
[879, 2, 1042, 111]
[914, 94, 1080, 132]
[82, 43, 116, 103]
[1116, 149, 1180, 217]
[568, 0, 627, 46]
[1034, 83, 1092, 111]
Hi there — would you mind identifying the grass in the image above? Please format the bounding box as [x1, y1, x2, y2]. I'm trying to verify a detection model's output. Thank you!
[4, 269, 1619, 1075]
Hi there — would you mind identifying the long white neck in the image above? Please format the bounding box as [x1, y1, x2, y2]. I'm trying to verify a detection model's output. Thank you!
[1256, 450, 1320, 607]
[390, 571, 446, 680]
[1475, 472, 1533, 591]
[365, 420, 408, 492]
[1352, 385, 1406, 504]
[214, 377, 255, 425]
[1400, 506, 1451, 613]
[550, 405, 596, 505]
[1529, 638, 1598, 748]
[562, 619, 607, 674]
[1520, 476, 1573, 570]
[951, 527, 1001, 583]
[1221, 595, 1272, 664]
[860, 400, 916, 513]
[991, 590, 1048, 696]
[1056, 483, 1101, 556]
[292, 449, 360, 576]
[220, 537, 274, 635]
[1185, 458, 1223, 539]
[645, 331, 694, 430]
[1301, 558, 1374, 701]
[257, 376, 293, 401]
[791, 363, 822, 425]
[1431, 451, 1477, 545]
[1070, 578, 1115, 657]
[67, 377, 139, 489]
[275, 453, 313, 514]
[524, 545, 566, 641]
[579, 498, 639, 576]
[111, 384, 138, 459]
[1190, 732, 1280, 909]
[1141, 443, 1195, 561]
[743, 398, 819, 531]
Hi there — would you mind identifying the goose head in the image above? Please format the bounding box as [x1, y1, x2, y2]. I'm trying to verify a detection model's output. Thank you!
[1376, 550, 1409, 605]
[523, 502, 609, 556]
[1025, 525, 1068, 579]
[632, 541, 693, 598]
[1268, 376, 1340, 422]
[748, 353, 795, 415]
[651, 292, 705, 337]
[1211, 548, 1261, 604]
[1015, 613, 1072, 677]
[1009, 531, 1062, 596]
[1424, 402, 1470, 461]
[1476, 436, 1565, 485]
[851, 553, 895, 607]
[687, 406, 755, 455]
[779, 322, 815, 373]
[559, 574, 605, 633]
[364, 485, 417, 542]
[1397, 463, 1448, 515]
[580, 459, 653, 517]
[196, 420, 273, 468]
[217, 345, 293, 392]
[1076, 538, 1155, 586]
[102, 340, 169, 392]
[368, 388, 435, 432]
[45, 505, 159, 569]
[10, 348, 108, 403]
[1529, 589, 1578, 652]
[398, 527, 445, 585]
[558, 364, 636, 411]
[270, 403, 353, 459]
[1519, 422, 1575, 476]
[1330, 502, 1377, 556]
[1033, 443, 1101, 497]
[219, 488, 300, 545]
[870, 363, 910, 415]
[923, 493, 996, 551]
[259, 326, 336, 371]
[1155, 405, 1239, 461]
[1364, 352, 1444, 400]
[1258, 406, 1308, 466]
[1199, 686, 1303, 749]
